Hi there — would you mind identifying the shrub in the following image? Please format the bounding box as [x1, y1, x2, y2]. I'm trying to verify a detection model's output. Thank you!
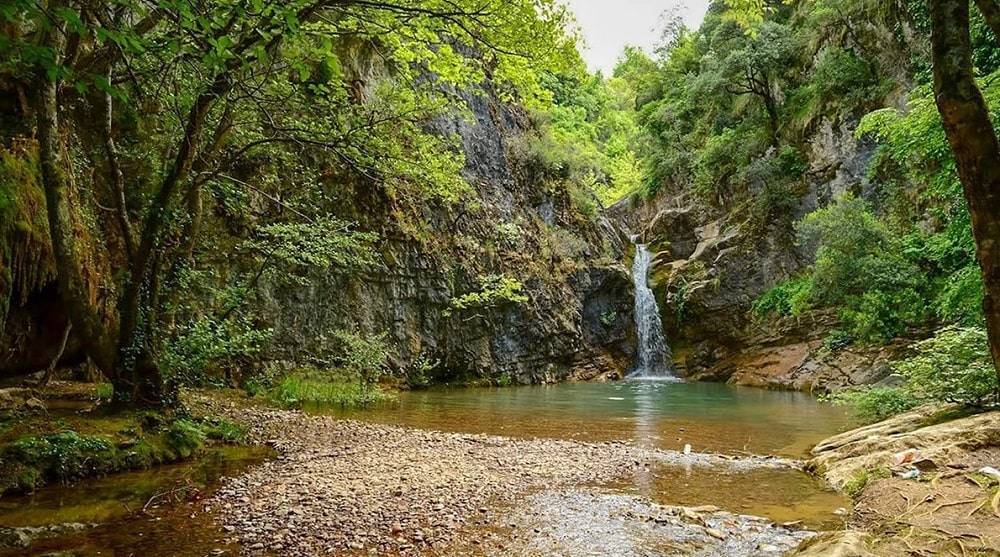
[166, 419, 207, 458]
[10, 432, 117, 483]
[446, 274, 529, 317]
[831, 326, 998, 424]
[201, 417, 246, 443]
[162, 313, 272, 387]
[792, 194, 927, 343]
[895, 326, 998, 406]
[830, 386, 919, 424]
[752, 275, 814, 318]
[333, 330, 390, 386]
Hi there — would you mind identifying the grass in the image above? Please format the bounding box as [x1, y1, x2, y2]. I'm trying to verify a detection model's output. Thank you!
[94, 382, 114, 401]
[266, 374, 394, 408]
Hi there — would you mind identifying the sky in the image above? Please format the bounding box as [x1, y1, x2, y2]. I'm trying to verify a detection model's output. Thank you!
[564, 0, 712, 75]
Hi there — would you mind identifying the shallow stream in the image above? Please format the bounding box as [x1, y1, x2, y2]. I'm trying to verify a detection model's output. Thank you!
[1, 380, 853, 555]
[314, 380, 854, 531]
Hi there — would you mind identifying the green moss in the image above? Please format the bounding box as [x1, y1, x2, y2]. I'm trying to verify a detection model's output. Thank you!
[843, 467, 891, 498]
[0, 413, 247, 496]
[0, 147, 52, 326]
[166, 419, 207, 458]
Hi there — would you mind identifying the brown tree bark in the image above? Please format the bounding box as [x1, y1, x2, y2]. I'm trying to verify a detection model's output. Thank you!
[930, 0, 1000, 390]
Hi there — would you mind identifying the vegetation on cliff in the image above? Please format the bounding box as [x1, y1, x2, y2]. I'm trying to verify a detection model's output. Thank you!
[606, 0, 1000, 410]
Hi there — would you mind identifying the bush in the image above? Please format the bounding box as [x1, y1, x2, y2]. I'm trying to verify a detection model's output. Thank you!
[333, 330, 390, 386]
[831, 326, 998, 424]
[896, 326, 998, 406]
[10, 431, 117, 483]
[446, 274, 529, 317]
[163, 313, 272, 387]
[794, 194, 927, 342]
[830, 386, 919, 424]
[752, 275, 814, 318]
[166, 419, 207, 458]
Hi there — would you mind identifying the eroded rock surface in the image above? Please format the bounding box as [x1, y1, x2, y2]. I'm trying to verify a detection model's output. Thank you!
[805, 407, 1000, 556]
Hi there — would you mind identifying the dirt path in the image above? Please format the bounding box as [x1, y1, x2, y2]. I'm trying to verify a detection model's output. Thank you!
[194, 395, 809, 556]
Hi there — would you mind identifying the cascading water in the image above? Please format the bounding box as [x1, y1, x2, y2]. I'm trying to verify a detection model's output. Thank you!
[630, 241, 673, 378]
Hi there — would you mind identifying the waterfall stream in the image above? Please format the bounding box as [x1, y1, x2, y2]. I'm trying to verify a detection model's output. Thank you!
[630, 242, 673, 378]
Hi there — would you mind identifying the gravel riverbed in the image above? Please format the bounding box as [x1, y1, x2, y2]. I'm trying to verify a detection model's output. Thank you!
[195, 396, 806, 556]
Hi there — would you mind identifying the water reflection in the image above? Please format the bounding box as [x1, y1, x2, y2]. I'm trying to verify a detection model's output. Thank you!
[315, 380, 853, 458]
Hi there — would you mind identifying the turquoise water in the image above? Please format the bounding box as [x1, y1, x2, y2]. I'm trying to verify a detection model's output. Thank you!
[312, 379, 853, 458]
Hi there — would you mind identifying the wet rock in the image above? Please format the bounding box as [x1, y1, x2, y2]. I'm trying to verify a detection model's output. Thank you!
[807, 406, 1000, 489]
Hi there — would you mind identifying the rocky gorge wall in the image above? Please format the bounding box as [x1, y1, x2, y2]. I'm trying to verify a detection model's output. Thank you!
[258, 85, 637, 384]
[0, 79, 637, 385]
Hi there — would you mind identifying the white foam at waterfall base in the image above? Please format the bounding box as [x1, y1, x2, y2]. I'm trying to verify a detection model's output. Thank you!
[629, 243, 675, 379]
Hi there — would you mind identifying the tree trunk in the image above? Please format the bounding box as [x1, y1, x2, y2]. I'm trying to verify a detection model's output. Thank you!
[930, 0, 1000, 390]
[973, 0, 1000, 42]
[36, 18, 117, 376]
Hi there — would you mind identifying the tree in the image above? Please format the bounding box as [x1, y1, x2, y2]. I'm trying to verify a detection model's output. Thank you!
[4, 0, 575, 406]
[718, 21, 795, 145]
[928, 0, 1000, 386]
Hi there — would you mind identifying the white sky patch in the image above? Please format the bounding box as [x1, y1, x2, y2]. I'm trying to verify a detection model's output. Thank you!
[564, 0, 712, 75]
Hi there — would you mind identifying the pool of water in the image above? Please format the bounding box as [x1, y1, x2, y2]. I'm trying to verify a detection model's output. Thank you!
[312, 379, 853, 458]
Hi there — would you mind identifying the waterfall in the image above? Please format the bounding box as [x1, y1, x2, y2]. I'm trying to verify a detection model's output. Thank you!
[630, 242, 673, 378]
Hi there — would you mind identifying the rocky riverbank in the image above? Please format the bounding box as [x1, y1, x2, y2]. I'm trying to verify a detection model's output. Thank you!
[802, 406, 1000, 555]
[191, 393, 809, 556]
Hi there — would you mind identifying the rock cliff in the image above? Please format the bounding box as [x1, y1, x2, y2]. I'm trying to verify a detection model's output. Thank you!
[259, 87, 635, 384]
[611, 117, 914, 392]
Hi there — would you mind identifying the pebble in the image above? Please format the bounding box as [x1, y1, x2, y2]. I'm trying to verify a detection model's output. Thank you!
[195, 394, 805, 556]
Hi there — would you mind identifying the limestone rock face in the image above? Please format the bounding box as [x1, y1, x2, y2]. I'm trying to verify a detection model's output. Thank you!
[259, 86, 636, 384]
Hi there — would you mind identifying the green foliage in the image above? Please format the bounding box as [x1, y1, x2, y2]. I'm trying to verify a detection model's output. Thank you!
[268, 372, 393, 408]
[830, 387, 919, 424]
[797, 194, 925, 342]
[200, 417, 246, 443]
[245, 218, 379, 286]
[166, 419, 207, 458]
[896, 326, 998, 406]
[404, 354, 440, 388]
[162, 313, 271, 386]
[831, 327, 997, 424]
[446, 274, 529, 316]
[855, 76, 998, 328]
[94, 383, 114, 401]
[332, 330, 390, 386]
[600, 310, 619, 328]
[752, 275, 814, 318]
[522, 65, 648, 207]
[842, 466, 892, 497]
[9, 431, 116, 484]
